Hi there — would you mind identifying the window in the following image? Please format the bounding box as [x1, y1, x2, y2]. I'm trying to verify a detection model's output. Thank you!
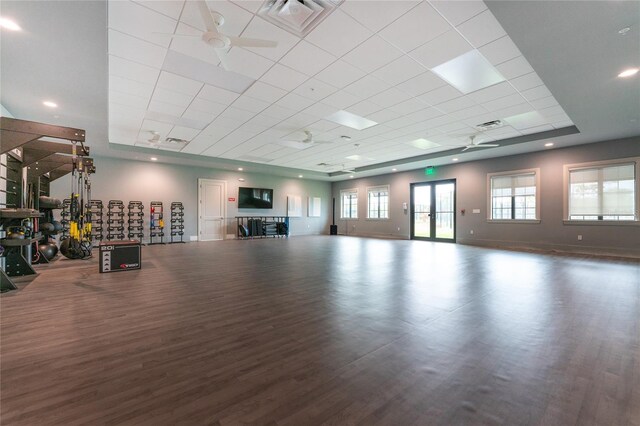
[341, 189, 358, 219]
[566, 160, 638, 221]
[367, 185, 389, 219]
[488, 169, 539, 221]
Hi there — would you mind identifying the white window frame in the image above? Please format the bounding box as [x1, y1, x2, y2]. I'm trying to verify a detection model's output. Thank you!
[340, 188, 358, 220]
[487, 168, 541, 223]
[366, 185, 390, 220]
[563, 157, 640, 225]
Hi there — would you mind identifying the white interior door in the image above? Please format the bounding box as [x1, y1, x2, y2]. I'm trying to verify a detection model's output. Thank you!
[198, 179, 226, 241]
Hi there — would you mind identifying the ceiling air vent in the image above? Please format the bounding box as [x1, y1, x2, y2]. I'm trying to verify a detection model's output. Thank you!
[476, 119, 503, 130]
[258, 0, 343, 38]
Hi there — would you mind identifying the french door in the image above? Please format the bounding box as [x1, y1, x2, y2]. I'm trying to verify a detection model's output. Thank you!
[410, 179, 456, 242]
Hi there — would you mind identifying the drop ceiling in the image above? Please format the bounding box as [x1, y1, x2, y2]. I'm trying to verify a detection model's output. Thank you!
[1, 1, 638, 180]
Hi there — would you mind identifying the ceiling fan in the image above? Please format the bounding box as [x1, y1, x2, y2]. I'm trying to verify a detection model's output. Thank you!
[461, 135, 499, 152]
[160, 1, 278, 70]
[278, 130, 333, 150]
[144, 131, 188, 150]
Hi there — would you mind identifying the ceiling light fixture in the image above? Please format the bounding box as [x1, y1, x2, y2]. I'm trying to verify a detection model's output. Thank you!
[545, 142, 554, 147]
[298, 175, 303, 178]
[618, 68, 639, 78]
[150, 157, 158, 161]
[0, 17, 21, 31]
[618, 27, 631, 35]
[238, 178, 245, 182]
[349, 175, 354, 178]
[392, 168, 397, 172]
[238, 167, 243, 171]
[452, 158, 459, 162]
[42, 100, 58, 108]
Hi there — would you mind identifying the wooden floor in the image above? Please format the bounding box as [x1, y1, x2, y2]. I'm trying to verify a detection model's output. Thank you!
[1, 236, 639, 425]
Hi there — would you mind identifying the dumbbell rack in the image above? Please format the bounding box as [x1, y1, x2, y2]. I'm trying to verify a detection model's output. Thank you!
[170, 202, 185, 243]
[149, 201, 165, 245]
[59, 198, 71, 240]
[107, 200, 125, 241]
[88, 200, 104, 242]
[127, 201, 145, 242]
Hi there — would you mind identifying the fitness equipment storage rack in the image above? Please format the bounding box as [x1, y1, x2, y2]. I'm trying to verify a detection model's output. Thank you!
[149, 201, 165, 245]
[236, 216, 289, 239]
[127, 201, 144, 241]
[59, 198, 71, 240]
[170, 202, 185, 243]
[88, 200, 104, 242]
[107, 200, 125, 241]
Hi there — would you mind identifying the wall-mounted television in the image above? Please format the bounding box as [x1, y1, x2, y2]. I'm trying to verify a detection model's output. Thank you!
[238, 187, 274, 209]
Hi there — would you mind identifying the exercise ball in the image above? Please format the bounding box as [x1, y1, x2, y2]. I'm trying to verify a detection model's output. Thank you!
[52, 221, 63, 232]
[38, 242, 59, 261]
[39, 222, 55, 233]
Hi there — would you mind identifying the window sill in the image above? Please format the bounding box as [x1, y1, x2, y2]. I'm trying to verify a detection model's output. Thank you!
[563, 220, 639, 226]
[340, 217, 359, 221]
[486, 219, 541, 224]
[365, 218, 390, 221]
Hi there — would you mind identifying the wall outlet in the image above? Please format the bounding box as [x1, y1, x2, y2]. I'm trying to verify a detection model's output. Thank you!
[470, 230, 474, 235]
[577, 235, 583, 241]
[190, 236, 198, 241]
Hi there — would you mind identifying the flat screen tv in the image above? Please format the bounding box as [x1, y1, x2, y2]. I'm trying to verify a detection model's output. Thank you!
[238, 187, 273, 209]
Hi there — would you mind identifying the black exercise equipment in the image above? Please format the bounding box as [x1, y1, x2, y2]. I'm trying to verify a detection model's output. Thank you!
[107, 200, 125, 241]
[169, 202, 185, 243]
[149, 201, 165, 245]
[88, 200, 104, 242]
[127, 201, 144, 241]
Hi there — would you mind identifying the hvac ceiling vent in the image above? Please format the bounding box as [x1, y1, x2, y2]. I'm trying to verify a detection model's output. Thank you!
[475, 119, 503, 130]
[258, 0, 343, 38]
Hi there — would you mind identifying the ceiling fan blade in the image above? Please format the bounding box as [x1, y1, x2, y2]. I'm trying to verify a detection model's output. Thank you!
[461, 146, 471, 152]
[228, 36, 278, 48]
[215, 49, 231, 70]
[196, 0, 219, 34]
[476, 144, 499, 147]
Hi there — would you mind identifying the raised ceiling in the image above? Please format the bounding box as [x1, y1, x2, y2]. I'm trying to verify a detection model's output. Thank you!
[1, 1, 638, 180]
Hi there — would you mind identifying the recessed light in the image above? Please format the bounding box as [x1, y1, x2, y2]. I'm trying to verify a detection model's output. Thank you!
[452, 158, 459, 162]
[618, 27, 631, 35]
[238, 178, 245, 182]
[618, 68, 639, 78]
[150, 157, 158, 161]
[0, 17, 21, 31]
[325, 110, 378, 130]
[349, 175, 354, 178]
[392, 168, 397, 172]
[432, 50, 505, 94]
[545, 142, 554, 147]
[298, 175, 303, 178]
[42, 100, 58, 108]
[238, 167, 243, 171]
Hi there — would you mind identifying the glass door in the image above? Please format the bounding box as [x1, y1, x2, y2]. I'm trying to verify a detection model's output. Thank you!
[410, 179, 456, 242]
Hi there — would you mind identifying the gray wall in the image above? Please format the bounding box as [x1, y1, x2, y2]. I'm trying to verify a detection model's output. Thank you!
[50, 156, 332, 241]
[332, 137, 640, 257]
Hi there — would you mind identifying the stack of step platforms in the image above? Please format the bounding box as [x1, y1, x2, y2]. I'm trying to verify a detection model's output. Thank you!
[149, 201, 164, 245]
[170, 202, 185, 243]
[107, 200, 125, 241]
[127, 201, 144, 242]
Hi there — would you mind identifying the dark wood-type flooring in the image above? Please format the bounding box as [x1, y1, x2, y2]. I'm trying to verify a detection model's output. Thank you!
[1, 236, 639, 425]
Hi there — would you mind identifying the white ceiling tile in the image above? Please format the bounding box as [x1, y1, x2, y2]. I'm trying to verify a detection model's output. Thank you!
[478, 35, 522, 66]
[521, 85, 553, 101]
[279, 40, 337, 76]
[231, 95, 271, 113]
[108, 29, 168, 68]
[456, 9, 507, 48]
[504, 111, 547, 130]
[181, 132, 220, 154]
[404, 107, 444, 123]
[410, 30, 474, 69]
[190, 97, 228, 116]
[482, 93, 528, 112]
[530, 96, 559, 110]
[341, 35, 404, 73]
[225, 47, 275, 80]
[276, 92, 316, 111]
[368, 88, 412, 107]
[156, 71, 203, 96]
[141, 119, 173, 135]
[199, 84, 240, 104]
[110, 74, 155, 99]
[293, 78, 338, 102]
[538, 105, 567, 120]
[307, 119, 341, 132]
[418, 84, 463, 105]
[493, 102, 535, 120]
[520, 124, 555, 135]
[230, 0, 263, 13]
[372, 55, 425, 86]
[259, 63, 308, 91]
[315, 60, 366, 89]
[109, 55, 161, 84]
[384, 115, 419, 130]
[133, 0, 185, 20]
[110, 90, 150, 110]
[449, 104, 489, 120]
[261, 104, 297, 120]
[340, 0, 420, 32]
[396, 71, 447, 97]
[180, 0, 252, 35]
[466, 81, 517, 103]
[552, 120, 574, 129]
[168, 23, 220, 65]
[388, 98, 428, 115]
[495, 56, 535, 80]
[434, 96, 476, 113]
[218, 106, 256, 123]
[379, 2, 451, 52]
[510, 72, 545, 92]
[108, 1, 177, 48]
[240, 16, 300, 62]
[303, 103, 339, 119]
[167, 125, 200, 141]
[346, 101, 383, 117]
[243, 81, 287, 103]
[306, 10, 372, 57]
[151, 87, 194, 109]
[149, 99, 187, 116]
[322, 90, 361, 110]
[182, 106, 219, 124]
[430, 1, 487, 26]
[343, 75, 391, 99]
